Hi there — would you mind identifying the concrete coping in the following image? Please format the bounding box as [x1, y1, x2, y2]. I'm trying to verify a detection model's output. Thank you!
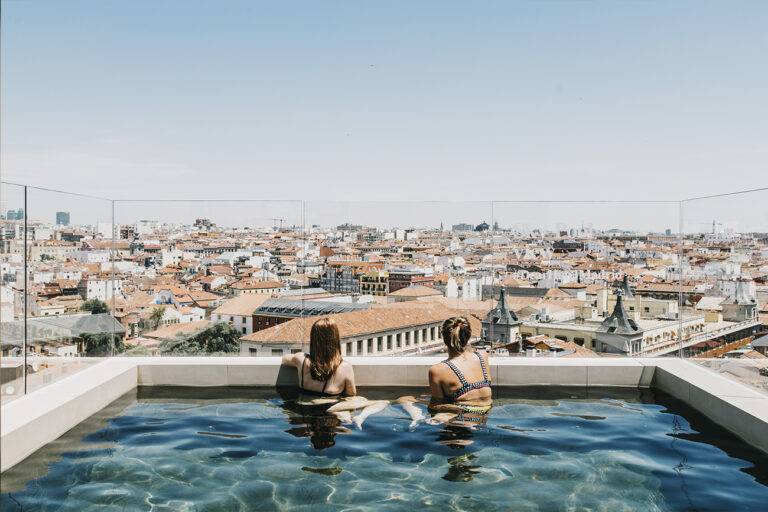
[2, 357, 767, 473]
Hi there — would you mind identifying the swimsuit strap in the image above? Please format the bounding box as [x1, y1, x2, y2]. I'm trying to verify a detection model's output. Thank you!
[443, 359, 469, 387]
[444, 353, 491, 401]
[321, 370, 330, 394]
[475, 351, 489, 382]
[301, 354, 336, 395]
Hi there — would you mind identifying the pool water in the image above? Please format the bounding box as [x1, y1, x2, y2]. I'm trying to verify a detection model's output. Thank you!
[2, 387, 767, 511]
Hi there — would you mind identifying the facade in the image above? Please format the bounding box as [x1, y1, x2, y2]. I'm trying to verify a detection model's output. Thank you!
[388, 270, 433, 293]
[78, 277, 124, 301]
[721, 280, 759, 322]
[210, 294, 272, 335]
[360, 270, 389, 296]
[231, 279, 288, 296]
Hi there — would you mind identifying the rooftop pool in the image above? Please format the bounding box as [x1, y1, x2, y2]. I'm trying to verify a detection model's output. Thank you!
[2, 386, 767, 511]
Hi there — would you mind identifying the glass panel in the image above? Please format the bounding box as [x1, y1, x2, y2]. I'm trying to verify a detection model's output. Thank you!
[1, 186, 114, 400]
[492, 201, 680, 358]
[112, 200, 302, 357]
[1, 183, 27, 403]
[681, 189, 767, 394]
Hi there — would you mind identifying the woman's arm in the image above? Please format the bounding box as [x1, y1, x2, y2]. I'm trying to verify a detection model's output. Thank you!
[281, 352, 303, 368]
[344, 364, 357, 396]
[428, 366, 445, 401]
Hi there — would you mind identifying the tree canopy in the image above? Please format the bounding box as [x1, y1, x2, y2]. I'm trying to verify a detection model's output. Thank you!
[159, 323, 240, 355]
[81, 299, 109, 315]
[81, 332, 124, 356]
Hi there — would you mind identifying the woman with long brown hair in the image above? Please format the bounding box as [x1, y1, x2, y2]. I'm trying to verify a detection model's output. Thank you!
[281, 317, 356, 396]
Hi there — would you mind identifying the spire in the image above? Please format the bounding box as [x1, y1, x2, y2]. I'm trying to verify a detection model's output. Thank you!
[598, 288, 640, 334]
[619, 274, 634, 299]
[484, 288, 520, 326]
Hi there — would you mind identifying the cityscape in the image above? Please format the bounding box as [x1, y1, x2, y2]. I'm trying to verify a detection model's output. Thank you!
[2, 201, 766, 399]
[2, 1, 768, 510]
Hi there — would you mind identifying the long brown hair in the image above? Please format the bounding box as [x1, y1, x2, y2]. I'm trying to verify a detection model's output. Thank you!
[441, 316, 472, 354]
[309, 317, 342, 381]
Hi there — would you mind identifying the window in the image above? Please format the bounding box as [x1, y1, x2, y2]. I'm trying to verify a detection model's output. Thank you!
[644, 307, 650, 313]
[291, 348, 301, 354]
[396, 333, 402, 347]
[357, 339, 363, 354]
[249, 348, 258, 356]
[406, 332, 411, 345]
[377, 337, 383, 352]
[367, 339, 373, 353]
[271, 349, 283, 356]
[574, 337, 585, 346]
[242, 327, 246, 334]
[387, 335, 392, 350]
[230, 316, 234, 322]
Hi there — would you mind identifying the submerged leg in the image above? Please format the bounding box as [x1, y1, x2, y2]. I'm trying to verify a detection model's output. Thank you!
[352, 401, 388, 430]
[396, 397, 426, 429]
[332, 410, 352, 424]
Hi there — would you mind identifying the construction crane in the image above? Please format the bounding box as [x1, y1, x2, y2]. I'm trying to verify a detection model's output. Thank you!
[262, 217, 285, 230]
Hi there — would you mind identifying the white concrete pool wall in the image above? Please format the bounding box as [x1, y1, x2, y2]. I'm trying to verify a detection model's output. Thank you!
[2, 357, 767, 473]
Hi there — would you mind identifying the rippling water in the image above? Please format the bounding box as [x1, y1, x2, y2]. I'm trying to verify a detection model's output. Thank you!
[2, 387, 767, 511]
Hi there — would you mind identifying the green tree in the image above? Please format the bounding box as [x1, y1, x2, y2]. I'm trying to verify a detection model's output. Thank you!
[159, 323, 240, 355]
[81, 332, 124, 356]
[149, 307, 165, 330]
[81, 299, 109, 315]
[40, 254, 54, 262]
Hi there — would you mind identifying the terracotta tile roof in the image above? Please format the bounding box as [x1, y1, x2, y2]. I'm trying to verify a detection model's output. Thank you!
[231, 279, 285, 290]
[388, 285, 442, 297]
[241, 304, 465, 344]
[212, 294, 272, 316]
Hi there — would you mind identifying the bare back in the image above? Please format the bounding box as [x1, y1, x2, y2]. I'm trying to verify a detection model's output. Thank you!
[284, 352, 356, 396]
[428, 350, 491, 402]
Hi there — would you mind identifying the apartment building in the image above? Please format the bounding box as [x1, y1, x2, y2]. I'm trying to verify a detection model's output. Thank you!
[360, 270, 389, 296]
[210, 294, 271, 335]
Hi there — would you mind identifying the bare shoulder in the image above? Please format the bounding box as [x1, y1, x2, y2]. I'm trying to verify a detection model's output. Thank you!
[338, 360, 354, 374]
[428, 363, 445, 379]
[282, 351, 304, 367]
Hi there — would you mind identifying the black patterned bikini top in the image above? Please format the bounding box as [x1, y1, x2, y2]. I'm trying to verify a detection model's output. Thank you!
[442, 351, 491, 401]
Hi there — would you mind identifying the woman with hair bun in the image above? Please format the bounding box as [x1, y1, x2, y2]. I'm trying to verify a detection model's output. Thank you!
[428, 316, 491, 402]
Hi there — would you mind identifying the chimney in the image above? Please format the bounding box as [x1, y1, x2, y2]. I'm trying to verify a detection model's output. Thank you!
[597, 288, 608, 315]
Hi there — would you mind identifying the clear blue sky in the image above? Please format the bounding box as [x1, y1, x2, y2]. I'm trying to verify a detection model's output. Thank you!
[1, 1, 766, 229]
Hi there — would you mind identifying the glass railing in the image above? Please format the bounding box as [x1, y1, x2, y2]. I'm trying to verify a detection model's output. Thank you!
[681, 188, 767, 395]
[2, 182, 766, 400]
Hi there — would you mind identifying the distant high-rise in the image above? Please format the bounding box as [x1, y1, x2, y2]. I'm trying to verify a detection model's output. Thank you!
[665, 228, 672, 236]
[6, 208, 24, 220]
[452, 223, 473, 232]
[56, 211, 71, 226]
